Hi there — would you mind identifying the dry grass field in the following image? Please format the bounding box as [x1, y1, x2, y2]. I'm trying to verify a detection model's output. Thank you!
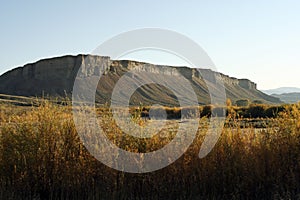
[0, 98, 299, 199]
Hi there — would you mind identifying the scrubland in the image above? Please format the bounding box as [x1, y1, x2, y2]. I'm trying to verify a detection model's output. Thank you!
[0, 101, 299, 199]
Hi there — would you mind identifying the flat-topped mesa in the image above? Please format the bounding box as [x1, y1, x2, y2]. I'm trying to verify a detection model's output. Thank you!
[0, 54, 280, 104]
[0, 55, 257, 89]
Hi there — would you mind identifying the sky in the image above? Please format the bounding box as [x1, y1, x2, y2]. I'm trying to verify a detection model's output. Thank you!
[0, 0, 300, 90]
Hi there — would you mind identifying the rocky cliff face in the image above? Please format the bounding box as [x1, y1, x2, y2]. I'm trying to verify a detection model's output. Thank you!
[0, 54, 281, 105]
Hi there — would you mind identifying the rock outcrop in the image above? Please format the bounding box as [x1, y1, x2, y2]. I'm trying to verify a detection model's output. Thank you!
[0, 54, 281, 105]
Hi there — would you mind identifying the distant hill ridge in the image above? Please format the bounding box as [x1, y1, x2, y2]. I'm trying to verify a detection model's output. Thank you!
[0, 54, 281, 105]
[271, 92, 300, 104]
[263, 87, 300, 95]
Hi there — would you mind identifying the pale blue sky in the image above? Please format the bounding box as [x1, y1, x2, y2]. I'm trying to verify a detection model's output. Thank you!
[0, 0, 300, 89]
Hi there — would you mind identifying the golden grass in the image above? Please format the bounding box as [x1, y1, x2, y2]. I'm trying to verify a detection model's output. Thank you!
[0, 101, 299, 199]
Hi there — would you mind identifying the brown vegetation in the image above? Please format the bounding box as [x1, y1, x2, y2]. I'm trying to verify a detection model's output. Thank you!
[0, 101, 299, 199]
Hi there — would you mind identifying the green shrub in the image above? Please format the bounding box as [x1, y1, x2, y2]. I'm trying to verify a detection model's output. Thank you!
[246, 104, 267, 118]
[236, 99, 249, 107]
[252, 99, 264, 104]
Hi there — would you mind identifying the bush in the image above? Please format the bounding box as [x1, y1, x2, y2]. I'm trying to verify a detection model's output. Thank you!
[236, 99, 249, 107]
[201, 105, 212, 117]
[252, 100, 264, 104]
[265, 105, 285, 118]
[246, 104, 267, 118]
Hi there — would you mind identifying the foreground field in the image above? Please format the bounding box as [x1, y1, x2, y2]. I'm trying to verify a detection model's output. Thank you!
[0, 101, 299, 199]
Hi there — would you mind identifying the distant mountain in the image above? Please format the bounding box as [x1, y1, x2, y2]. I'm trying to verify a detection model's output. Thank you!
[262, 87, 300, 95]
[271, 93, 300, 104]
[0, 55, 282, 106]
